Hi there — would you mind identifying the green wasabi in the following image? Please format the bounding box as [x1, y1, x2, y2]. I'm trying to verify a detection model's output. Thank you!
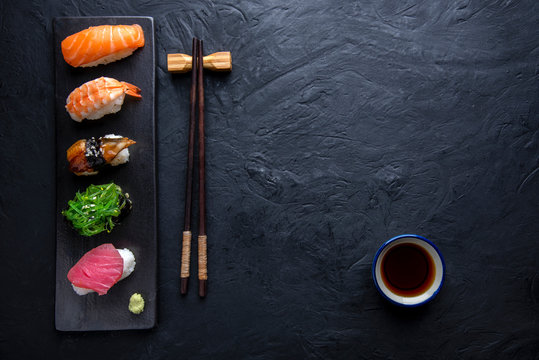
[129, 293, 145, 314]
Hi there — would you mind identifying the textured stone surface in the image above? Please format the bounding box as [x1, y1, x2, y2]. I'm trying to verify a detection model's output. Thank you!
[0, 0, 538, 358]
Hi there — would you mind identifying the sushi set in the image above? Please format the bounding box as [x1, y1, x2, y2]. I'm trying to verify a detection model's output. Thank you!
[54, 17, 156, 331]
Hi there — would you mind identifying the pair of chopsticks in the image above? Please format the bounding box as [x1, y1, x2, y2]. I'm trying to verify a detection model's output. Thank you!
[181, 38, 207, 298]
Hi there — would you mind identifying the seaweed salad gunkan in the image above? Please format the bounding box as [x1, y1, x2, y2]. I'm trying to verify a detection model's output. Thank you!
[62, 183, 132, 236]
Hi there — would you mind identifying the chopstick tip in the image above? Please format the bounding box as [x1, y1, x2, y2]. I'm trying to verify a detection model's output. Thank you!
[199, 280, 207, 298]
[180, 277, 189, 295]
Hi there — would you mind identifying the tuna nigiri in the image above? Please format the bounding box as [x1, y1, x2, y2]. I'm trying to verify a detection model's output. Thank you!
[67, 134, 136, 175]
[66, 77, 141, 122]
[67, 243, 136, 296]
[61, 24, 145, 67]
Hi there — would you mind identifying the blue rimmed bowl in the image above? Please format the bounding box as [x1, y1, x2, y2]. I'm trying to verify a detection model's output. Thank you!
[372, 234, 445, 307]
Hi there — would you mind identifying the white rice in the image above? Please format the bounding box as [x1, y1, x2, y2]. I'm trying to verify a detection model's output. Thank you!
[85, 93, 126, 120]
[110, 148, 130, 166]
[117, 248, 136, 280]
[72, 248, 136, 296]
[72, 285, 94, 296]
[103, 134, 130, 167]
[66, 92, 126, 122]
[80, 48, 136, 67]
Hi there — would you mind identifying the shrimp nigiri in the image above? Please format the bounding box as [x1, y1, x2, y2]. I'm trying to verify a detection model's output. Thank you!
[66, 77, 141, 122]
[67, 134, 136, 176]
[61, 24, 145, 67]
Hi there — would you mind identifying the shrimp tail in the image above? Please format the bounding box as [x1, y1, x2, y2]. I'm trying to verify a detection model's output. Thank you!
[122, 82, 142, 98]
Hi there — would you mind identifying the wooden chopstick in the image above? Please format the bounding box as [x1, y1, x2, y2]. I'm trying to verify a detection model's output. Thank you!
[180, 37, 198, 295]
[197, 39, 208, 298]
[179, 38, 208, 298]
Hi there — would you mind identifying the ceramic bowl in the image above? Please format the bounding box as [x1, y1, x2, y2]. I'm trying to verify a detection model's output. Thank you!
[372, 234, 445, 307]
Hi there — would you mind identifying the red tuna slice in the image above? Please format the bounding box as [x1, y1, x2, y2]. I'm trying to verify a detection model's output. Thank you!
[67, 243, 124, 295]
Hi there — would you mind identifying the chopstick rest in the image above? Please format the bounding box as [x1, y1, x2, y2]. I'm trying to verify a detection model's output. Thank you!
[168, 52, 231, 73]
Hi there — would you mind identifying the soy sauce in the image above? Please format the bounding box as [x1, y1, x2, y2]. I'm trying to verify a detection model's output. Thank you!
[381, 243, 435, 297]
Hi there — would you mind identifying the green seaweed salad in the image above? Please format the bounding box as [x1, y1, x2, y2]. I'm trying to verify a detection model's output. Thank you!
[62, 183, 132, 236]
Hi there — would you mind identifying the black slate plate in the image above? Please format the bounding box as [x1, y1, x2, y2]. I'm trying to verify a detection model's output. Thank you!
[53, 17, 156, 331]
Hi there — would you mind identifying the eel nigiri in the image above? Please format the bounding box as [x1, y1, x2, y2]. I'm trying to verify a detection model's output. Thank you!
[66, 77, 141, 122]
[67, 134, 136, 176]
[67, 243, 136, 296]
[61, 24, 145, 67]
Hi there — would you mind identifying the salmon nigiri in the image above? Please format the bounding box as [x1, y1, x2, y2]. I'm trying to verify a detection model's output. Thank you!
[66, 77, 141, 122]
[61, 24, 145, 67]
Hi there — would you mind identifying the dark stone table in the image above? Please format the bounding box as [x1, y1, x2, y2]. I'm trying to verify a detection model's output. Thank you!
[1, 1, 537, 358]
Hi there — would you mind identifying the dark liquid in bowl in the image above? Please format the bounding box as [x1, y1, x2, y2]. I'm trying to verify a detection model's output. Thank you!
[381, 243, 435, 297]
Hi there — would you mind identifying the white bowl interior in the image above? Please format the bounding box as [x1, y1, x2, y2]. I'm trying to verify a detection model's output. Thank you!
[374, 237, 444, 305]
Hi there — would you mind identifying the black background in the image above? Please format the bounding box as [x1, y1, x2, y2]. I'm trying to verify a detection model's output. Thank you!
[1, 1, 538, 359]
